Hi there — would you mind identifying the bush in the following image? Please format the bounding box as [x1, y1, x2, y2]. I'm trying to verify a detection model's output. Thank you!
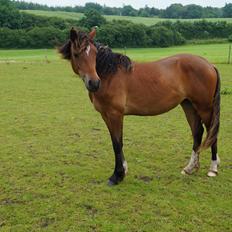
[0, 27, 67, 48]
[0, 28, 28, 48]
[27, 27, 66, 48]
[148, 25, 185, 47]
[97, 21, 150, 48]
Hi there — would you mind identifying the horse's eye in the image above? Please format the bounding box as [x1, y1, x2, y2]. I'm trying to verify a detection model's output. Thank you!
[74, 53, 79, 58]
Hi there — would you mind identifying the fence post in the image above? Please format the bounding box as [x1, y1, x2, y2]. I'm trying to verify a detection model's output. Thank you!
[124, 47, 127, 55]
[228, 44, 231, 64]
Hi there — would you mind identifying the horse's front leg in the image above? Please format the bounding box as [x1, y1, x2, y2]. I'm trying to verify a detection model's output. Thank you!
[101, 111, 128, 185]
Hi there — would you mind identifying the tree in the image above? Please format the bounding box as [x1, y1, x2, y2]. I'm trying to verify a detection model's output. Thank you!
[103, 6, 115, 15]
[150, 7, 160, 16]
[79, 10, 106, 29]
[203, 7, 222, 18]
[0, 0, 22, 29]
[162, 4, 184, 18]
[138, 8, 150, 17]
[182, 4, 203, 19]
[223, 3, 232, 17]
[84, 3, 103, 13]
[121, 5, 138, 16]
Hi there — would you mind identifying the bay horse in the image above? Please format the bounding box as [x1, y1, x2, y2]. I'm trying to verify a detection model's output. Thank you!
[59, 28, 220, 185]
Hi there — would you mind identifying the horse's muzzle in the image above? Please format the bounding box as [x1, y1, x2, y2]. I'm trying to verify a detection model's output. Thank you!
[86, 79, 101, 92]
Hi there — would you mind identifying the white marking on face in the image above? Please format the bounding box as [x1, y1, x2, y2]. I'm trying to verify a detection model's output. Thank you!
[86, 45, 91, 56]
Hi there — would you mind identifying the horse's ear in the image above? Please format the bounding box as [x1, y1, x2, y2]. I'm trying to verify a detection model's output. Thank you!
[89, 27, 97, 40]
[70, 27, 77, 42]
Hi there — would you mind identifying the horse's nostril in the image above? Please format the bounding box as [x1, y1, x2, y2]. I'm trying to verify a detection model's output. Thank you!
[88, 79, 93, 87]
[86, 79, 100, 92]
[96, 80, 100, 88]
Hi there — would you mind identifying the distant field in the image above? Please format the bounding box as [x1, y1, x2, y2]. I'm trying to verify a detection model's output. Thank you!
[21, 10, 232, 26]
[21, 10, 84, 21]
[0, 44, 232, 231]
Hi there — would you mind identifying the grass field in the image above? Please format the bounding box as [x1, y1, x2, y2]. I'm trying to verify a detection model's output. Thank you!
[22, 10, 232, 26]
[0, 43, 231, 63]
[0, 44, 232, 231]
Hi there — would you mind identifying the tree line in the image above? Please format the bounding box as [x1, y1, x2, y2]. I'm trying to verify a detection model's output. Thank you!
[12, 1, 232, 19]
[1, 0, 232, 49]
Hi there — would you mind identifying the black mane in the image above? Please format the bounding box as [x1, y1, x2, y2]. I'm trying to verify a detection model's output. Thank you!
[94, 42, 132, 78]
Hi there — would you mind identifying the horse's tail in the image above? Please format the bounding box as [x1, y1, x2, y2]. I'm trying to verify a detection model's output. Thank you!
[200, 67, 221, 151]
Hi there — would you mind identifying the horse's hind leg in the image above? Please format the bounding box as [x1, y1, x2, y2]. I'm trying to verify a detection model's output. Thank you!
[181, 99, 204, 175]
[198, 111, 220, 177]
[208, 140, 220, 177]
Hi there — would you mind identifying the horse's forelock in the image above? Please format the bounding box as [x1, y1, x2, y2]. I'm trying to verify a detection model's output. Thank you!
[75, 31, 90, 51]
[59, 31, 90, 59]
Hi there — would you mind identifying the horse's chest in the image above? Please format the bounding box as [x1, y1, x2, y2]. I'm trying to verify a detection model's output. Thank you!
[91, 97, 103, 113]
[90, 95, 111, 113]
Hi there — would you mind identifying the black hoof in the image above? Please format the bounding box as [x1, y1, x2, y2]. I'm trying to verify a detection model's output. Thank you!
[108, 173, 125, 186]
[108, 179, 117, 186]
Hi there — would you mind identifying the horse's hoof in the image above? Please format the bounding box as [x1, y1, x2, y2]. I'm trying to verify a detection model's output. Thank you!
[181, 169, 191, 175]
[207, 171, 217, 177]
[181, 169, 187, 175]
[107, 179, 118, 186]
[108, 172, 125, 186]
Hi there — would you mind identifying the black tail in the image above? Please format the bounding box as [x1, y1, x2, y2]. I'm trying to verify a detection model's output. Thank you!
[200, 67, 220, 151]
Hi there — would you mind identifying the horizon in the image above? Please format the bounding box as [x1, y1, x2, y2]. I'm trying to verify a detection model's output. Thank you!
[19, 0, 232, 10]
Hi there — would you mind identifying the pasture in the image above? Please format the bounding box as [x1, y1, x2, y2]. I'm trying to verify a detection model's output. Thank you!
[22, 10, 232, 26]
[0, 44, 232, 231]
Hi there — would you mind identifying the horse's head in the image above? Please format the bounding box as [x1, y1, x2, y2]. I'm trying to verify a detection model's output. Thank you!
[59, 28, 100, 92]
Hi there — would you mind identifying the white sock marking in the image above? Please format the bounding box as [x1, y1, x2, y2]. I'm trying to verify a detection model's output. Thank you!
[182, 150, 199, 175]
[123, 161, 128, 174]
[208, 154, 220, 177]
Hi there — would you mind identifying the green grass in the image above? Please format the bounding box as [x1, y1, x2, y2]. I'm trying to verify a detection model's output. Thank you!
[0, 43, 231, 63]
[21, 10, 232, 26]
[0, 49, 58, 61]
[0, 44, 232, 231]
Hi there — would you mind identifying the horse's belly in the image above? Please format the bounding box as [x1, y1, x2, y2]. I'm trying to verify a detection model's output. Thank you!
[124, 94, 183, 116]
[124, 71, 186, 116]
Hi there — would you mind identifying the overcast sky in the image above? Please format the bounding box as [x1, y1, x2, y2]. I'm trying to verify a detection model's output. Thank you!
[21, 0, 232, 9]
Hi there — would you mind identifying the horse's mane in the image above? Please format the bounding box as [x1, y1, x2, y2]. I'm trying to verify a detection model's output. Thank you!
[95, 42, 132, 78]
[59, 31, 132, 78]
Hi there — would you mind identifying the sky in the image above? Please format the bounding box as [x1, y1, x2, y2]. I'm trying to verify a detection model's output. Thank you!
[21, 0, 232, 9]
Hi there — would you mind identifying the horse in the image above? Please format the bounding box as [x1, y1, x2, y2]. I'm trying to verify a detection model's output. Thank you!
[59, 27, 221, 185]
